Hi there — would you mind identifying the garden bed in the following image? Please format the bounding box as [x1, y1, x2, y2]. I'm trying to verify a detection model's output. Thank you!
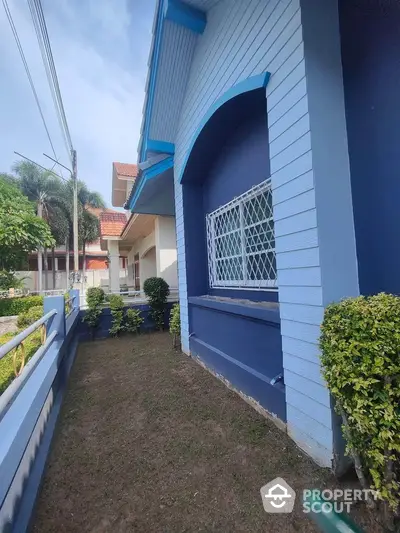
[32, 333, 381, 532]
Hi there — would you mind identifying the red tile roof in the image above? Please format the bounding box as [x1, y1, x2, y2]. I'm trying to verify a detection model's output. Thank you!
[99, 211, 127, 237]
[113, 162, 138, 179]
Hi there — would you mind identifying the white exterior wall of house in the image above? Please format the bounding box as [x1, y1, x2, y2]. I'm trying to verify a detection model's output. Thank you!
[125, 216, 178, 291]
[167, 0, 358, 467]
[155, 216, 178, 289]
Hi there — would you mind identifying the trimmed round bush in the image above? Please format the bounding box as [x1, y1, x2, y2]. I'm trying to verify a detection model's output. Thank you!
[143, 277, 170, 330]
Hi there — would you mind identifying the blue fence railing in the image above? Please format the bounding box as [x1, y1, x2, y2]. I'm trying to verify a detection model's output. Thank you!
[0, 289, 80, 532]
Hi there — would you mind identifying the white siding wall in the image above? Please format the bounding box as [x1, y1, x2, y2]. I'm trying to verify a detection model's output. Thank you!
[174, 0, 358, 466]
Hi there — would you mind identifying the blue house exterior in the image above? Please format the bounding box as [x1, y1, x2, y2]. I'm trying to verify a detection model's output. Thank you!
[131, 0, 400, 469]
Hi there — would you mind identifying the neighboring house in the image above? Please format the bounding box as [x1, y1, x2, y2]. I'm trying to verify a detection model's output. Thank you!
[103, 162, 178, 293]
[135, 0, 399, 470]
[24, 207, 127, 291]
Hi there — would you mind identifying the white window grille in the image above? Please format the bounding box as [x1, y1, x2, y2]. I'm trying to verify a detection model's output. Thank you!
[206, 179, 277, 290]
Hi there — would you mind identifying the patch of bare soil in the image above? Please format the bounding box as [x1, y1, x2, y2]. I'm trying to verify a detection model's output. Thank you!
[32, 332, 382, 533]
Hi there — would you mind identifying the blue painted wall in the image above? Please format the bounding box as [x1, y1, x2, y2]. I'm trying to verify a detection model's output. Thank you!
[182, 89, 285, 420]
[189, 299, 285, 421]
[340, 0, 400, 295]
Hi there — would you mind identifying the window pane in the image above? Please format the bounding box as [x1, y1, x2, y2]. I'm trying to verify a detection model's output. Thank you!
[215, 230, 241, 258]
[216, 256, 243, 282]
[243, 190, 273, 226]
[214, 205, 240, 236]
[245, 223, 275, 254]
[246, 252, 277, 281]
[206, 180, 277, 289]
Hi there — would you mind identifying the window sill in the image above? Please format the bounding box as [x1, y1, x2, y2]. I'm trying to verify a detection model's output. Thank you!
[188, 295, 280, 325]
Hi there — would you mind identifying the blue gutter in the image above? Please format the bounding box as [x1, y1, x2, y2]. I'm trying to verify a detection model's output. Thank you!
[146, 139, 175, 155]
[164, 0, 206, 34]
[128, 156, 174, 212]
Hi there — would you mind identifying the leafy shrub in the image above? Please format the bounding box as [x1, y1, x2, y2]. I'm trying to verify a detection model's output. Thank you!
[143, 277, 170, 330]
[0, 295, 43, 317]
[0, 330, 41, 394]
[82, 287, 105, 335]
[125, 308, 144, 334]
[0, 271, 24, 291]
[17, 305, 43, 329]
[169, 303, 180, 347]
[320, 293, 400, 524]
[108, 294, 125, 337]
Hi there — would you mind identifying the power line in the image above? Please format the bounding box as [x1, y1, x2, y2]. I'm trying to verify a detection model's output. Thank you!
[27, 0, 71, 161]
[33, 0, 73, 151]
[2, 0, 59, 163]
[28, 0, 74, 161]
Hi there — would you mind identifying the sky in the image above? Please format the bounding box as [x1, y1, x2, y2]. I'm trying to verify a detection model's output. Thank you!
[0, 0, 156, 206]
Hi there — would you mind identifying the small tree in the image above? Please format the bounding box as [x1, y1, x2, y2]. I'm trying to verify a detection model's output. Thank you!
[320, 293, 400, 530]
[169, 303, 180, 348]
[108, 294, 125, 337]
[82, 287, 105, 337]
[143, 277, 170, 330]
[125, 308, 144, 334]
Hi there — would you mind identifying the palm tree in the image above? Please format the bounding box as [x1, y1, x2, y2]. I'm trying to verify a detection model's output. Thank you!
[46, 204, 70, 289]
[14, 161, 106, 290]
[63, 179, 105, 283]
[13, 161, 64, 292]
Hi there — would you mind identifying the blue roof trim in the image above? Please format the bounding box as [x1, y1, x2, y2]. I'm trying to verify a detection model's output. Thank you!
[179, 72, 271, 183]
[129, 156, 174, 211]
[139, 0, 207, 163]
[140, 0, 165, 163]
[146, 139, 175, 154]
[164, 0, 206, 34]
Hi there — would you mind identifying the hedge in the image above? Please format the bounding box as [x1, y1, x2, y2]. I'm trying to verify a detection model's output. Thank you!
[320, 293, 400, 527]
[0, 295, 43, 317]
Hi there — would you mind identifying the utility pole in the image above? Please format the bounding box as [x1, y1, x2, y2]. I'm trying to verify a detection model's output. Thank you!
[72, 149, 79, 280]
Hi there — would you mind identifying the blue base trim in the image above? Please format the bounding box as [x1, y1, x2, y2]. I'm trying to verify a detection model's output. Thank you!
[190, 337, 286, 422]
[180, 72, 271, 183]
[146, 139, 175, 155]
[164, 0, 206, 34]
[188, 296, 280, 325]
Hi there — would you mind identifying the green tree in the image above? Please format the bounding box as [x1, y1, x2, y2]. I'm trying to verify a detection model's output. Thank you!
[46, 204, 71, 289]
[0, 176, 54, 273]
[13, 161, 64, 291]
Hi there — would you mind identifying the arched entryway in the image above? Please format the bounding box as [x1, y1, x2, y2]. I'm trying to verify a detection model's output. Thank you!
[180, 75, 286, 422]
